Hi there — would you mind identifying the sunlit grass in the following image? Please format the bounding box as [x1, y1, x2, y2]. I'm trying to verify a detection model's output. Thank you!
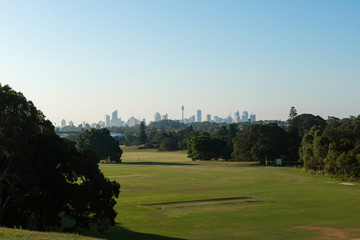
[93, 146, 360, 240]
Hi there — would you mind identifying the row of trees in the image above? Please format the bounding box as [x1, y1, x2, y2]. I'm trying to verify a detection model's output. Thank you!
[299, 117, 360, 179]
[186, 108, 332, 167]
[0, 84, 120, 232]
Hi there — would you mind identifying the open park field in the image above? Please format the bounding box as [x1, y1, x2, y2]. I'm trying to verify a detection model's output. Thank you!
[2, 146, 360, 240]
[90, 146, 360, 240]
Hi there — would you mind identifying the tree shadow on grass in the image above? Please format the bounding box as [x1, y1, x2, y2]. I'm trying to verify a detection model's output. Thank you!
[119, 162, 197, 166]
[84, 223, 186, 240]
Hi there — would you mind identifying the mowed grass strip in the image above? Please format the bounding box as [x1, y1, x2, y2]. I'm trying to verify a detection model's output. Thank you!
[92, 146, 360, 240]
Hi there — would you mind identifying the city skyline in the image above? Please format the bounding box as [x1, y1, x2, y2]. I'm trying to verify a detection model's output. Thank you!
[1, 1, 359, 125]
[58, 108, 257, 128]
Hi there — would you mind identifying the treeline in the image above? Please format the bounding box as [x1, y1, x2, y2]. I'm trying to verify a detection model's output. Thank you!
[299, 117, 360, 180]
[108, 120, 254, 151]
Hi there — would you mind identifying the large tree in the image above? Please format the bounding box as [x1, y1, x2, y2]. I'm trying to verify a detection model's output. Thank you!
[0, 84, 120, 232]
[232, 123, 288, 164]
[187, 135, 230, 161]
[138, 121, 147, 144]
[76, 128, 123, 162]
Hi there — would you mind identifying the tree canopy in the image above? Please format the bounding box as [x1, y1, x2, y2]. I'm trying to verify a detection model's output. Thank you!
[0, 84, 120, 232]
[232, 123, 288, 164]
[76, 128, 123, 162]
[299, 116, 360, 180]
[187, 135, 230, 161]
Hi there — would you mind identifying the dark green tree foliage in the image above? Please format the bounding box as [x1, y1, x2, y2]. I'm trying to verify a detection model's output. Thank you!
[0, 84, 120, 232]
[138, 121, 147, 144]
[213, 125, 228, 141]
[147, 120, 186, 132]
[286, 113, 326, 162]
[232, 123, 288, 164]
[287, 113, 326, 138]
[288, 106, 298, 122]
[76, 128, 123, 162]
[187, 135, 229, 161]
[299, 116, 360, 179]
[299, 126, 330, 171]
[227, 123, 238, 149]
[176, 125, 199, 150]
[160, 136, 179, 151]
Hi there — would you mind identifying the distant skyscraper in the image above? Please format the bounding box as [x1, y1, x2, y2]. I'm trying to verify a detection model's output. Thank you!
[61, 119, 66, 128]
[127, 116, 140, 127]
[197, 110, 202, 122]
[206, 114, 211, 122]
[112, 110, 118, 121]
[105, 115, 110, 127]
[250, 114, 256, 123]
[68, 120, 74, 127]
[241, 111, 248, 122]
[154, 112, 161, 122]
[234, 111, 240, 123]
[162, 113, 168, 120]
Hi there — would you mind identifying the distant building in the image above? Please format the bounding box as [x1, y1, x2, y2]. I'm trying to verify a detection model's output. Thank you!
[226, 116, 233, 124]
[154, 112, 161, 122]
[109, 110, 124, 127]
[111, 110, 118, 126]
[61, 119, 66, 128]
[127, 116, 140, 127]
[250, 114, 256, 123]
[234, 111, 240, 123]
[162, 113, 168, 120]
[112, 110, 118, 121]
[206, 114, 211, 122]
[197, 110, 202, 122]
[68, 120, 74, 127]
[241, 111, 248, 122]
[105, 115, 110, 127]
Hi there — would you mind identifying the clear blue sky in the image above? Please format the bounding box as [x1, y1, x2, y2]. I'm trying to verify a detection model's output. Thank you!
[1, 0, 359, 125]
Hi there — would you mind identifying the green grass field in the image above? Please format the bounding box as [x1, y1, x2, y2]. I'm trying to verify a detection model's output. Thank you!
[87, 146, 360, 240]
[2, 146, 360, 240]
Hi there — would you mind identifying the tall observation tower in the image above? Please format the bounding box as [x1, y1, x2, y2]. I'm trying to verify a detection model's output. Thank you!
[181, 105, 184, 122]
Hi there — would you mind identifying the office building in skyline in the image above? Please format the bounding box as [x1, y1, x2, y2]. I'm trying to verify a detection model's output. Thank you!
[197, 110, 202, 122]
[105, 115, 110, 127]
[241, 111, 249, 122]
[154, 112, 161, 122]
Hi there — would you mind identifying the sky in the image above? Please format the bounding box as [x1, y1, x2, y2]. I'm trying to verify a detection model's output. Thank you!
[1, 0, 359, 125]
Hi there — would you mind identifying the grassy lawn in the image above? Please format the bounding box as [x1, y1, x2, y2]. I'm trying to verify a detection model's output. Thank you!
[87, 146, 360, 240]
[2, 146, 360, 240]
[0, 227, 100, 240]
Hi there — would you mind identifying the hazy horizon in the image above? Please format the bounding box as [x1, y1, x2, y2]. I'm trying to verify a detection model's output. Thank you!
[1, 0, 359, 125]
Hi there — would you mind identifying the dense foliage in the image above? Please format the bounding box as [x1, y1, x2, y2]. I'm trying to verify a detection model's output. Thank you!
[0, 84, 120, 232]
[76, 128, 123, 162]
[187, 135, 231, 160]
[299, 117, 360, 180]
[232, 123, 289, 164]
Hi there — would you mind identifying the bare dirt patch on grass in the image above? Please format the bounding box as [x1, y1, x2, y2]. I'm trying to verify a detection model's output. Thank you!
[294, 226, 360, 240]
[339, 182, 356, 186]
